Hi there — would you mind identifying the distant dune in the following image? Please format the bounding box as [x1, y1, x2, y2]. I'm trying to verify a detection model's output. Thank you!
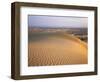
[28, 32, 87, 66]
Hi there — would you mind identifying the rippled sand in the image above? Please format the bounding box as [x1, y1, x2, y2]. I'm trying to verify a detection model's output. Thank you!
[28, 32, 87, 66]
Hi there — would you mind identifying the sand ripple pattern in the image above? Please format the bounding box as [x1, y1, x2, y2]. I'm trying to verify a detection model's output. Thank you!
[28, 32, 87, 66]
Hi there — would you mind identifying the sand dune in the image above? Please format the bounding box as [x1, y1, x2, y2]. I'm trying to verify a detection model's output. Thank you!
[28, 32, 87, 66]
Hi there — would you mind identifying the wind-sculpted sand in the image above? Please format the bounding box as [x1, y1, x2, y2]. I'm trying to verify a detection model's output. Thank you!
[28, 32, 87, 66]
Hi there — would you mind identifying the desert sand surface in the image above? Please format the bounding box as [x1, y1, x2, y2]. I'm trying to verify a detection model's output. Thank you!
[28, 32, 87, 66]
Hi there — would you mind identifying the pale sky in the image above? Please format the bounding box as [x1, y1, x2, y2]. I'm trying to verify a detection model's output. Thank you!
[28, 15, 88, 28]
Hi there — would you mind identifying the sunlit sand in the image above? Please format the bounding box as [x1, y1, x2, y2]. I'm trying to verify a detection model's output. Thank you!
[28, 32, 87, 66]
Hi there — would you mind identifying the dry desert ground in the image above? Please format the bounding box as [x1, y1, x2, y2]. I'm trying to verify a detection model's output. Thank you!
[28, 32, 87, 66]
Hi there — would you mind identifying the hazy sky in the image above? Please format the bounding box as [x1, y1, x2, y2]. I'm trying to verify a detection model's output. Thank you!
[28, 15, 88, 28]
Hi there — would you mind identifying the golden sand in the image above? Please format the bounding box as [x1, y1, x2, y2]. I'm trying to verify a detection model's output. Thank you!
[28, 33, 87, 66]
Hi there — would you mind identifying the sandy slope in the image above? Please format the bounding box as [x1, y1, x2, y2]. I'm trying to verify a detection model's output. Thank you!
[28, 32, 87, 66]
